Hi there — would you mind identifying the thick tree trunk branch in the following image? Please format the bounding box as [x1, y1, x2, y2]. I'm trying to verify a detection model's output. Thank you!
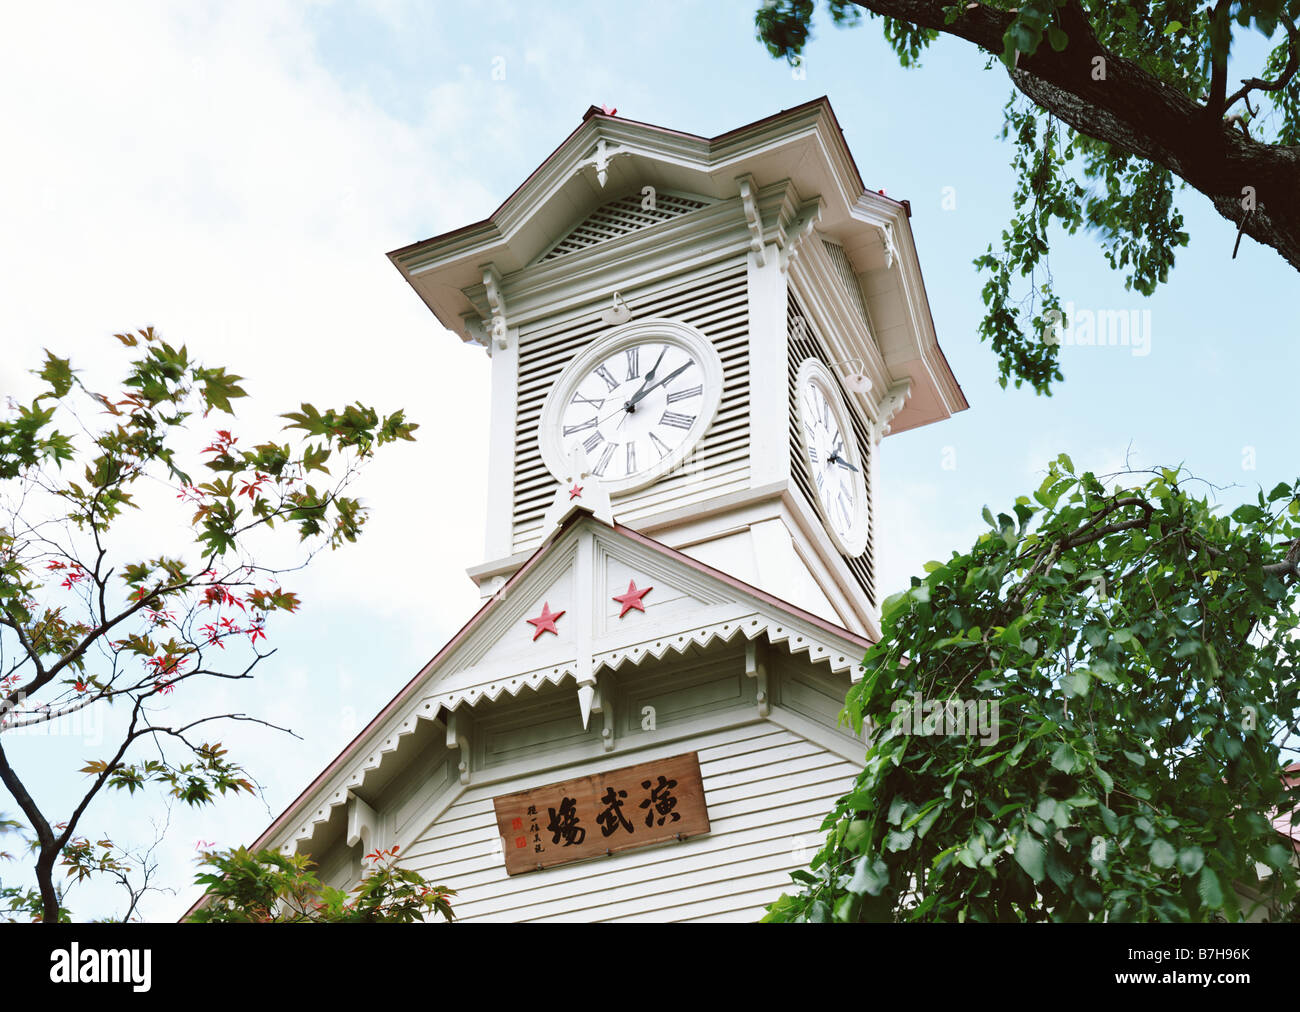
[850, 0, 1300, 269]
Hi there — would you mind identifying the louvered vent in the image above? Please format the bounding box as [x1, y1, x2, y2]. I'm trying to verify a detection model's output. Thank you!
[821, 239, 875, 336]
[539, 192, 710, 262]
[787, 293, 876, 606]
[513, 261, 751, 552]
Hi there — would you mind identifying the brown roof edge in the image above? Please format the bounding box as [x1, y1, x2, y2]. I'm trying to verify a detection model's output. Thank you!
[386, 97, 854, 264]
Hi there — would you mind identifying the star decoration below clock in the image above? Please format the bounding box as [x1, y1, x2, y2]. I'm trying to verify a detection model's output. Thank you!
[526, 602, 565, 640]
[613, 580, 652, 618]
[568, 484, 583, 500]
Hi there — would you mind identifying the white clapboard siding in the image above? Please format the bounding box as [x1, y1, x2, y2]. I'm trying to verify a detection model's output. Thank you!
[404, 722, 858, 922]
[512, 260, 751, 553]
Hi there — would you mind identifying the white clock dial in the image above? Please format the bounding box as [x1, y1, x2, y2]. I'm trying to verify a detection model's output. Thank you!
[539, 318, 724, 494]
[558, 342, 705, 483]
[795, 358, 868, 556]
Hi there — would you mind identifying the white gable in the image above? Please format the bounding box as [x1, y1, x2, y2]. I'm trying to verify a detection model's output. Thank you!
[252, 512, 871, 854]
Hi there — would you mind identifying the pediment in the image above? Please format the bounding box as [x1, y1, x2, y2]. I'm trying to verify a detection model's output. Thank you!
[258, 512, 873, 851]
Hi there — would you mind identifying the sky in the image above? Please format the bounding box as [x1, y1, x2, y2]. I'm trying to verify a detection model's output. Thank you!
[0, 0, 1296, 921]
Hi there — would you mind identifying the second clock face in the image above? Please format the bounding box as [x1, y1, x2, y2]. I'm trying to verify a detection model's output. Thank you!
[796, 358, 868, 556]
[558, 341, 705, 482]
[539, 318, 725, 494]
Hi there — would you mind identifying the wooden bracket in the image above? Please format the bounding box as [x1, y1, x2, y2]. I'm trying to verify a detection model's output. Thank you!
[778, 199, 822, 275]
[879, 222, 899, 270]
[346, 793, 377, 850]
[594, 673, 616, 752]
[737, 174, 765, 267]
[481, 264, 508, 351]
[745, 639, 770, 718]
[445, 710, 471, 785]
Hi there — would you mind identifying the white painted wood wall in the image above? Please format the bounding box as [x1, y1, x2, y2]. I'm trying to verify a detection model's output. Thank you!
[404, 722, 857, 922]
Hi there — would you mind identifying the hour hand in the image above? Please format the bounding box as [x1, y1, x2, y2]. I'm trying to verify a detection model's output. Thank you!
[626, 361, 692, 410]
[623, 346, 669, 412]
[827, 452, 859, 473]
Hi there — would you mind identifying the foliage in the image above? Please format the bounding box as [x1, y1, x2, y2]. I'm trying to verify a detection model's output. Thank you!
[765, 459, 1300, 921]
[0, 329, 416, 922]
[754, 0, 1300, 393]
[188, 844, 456, 923]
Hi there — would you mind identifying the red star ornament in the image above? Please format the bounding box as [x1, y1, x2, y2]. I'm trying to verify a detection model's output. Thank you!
[568, 484, 583, 500]
[613, 580, 653, 618]
[526, 602, 565, 640]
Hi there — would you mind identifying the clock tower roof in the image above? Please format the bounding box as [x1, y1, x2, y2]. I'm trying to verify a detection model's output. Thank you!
[388, 97, 965, 429]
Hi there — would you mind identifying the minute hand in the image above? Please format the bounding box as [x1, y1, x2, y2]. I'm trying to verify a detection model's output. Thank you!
[624, 362, 693, 410]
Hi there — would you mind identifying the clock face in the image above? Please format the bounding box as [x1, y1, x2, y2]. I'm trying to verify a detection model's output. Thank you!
[539, 319, 724, 494]
[558, 341, 705, 483]
[796, 359, 868, 556]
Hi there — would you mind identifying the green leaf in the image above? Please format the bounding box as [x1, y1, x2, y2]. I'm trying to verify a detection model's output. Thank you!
[1149, 838, 1176, 869]
[1015, 833, 1046, 882]
[1198, 867, 1224, 909]
[1176, 847, 1205, 875]
[1051, 742, 1079, 774]
[847, 855, 889, 896]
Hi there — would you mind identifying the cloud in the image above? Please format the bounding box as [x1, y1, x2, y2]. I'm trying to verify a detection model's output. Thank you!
[0, 0, 529, 921]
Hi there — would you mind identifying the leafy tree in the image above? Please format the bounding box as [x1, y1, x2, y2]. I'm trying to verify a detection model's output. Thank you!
[0, 329, 416, 923]
[765, 459, 1300, 921]
[755, 0, 1300, 393]
[187, 844, 456, 923]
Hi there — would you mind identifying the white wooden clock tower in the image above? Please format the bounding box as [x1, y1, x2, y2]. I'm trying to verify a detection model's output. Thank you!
[216, 99, 966, 923]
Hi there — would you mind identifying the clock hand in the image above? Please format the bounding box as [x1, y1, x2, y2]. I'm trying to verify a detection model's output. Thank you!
[827, 453, 860, 473]
[625, 361, 693, 411]
[593, 346, 670, 427]
[621, 345, 668, 414]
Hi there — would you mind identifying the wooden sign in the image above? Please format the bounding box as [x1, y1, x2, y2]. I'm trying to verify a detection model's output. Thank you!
[492, 751, 710, 875]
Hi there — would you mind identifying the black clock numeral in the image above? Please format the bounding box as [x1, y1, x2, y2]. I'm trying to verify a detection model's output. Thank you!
[649, 432, 672, 459]
[595, 365, 620, 391]
[592, 441, 619, 477]
[582, 430, 604, 453]
[625, 347, 639, 381]
[626, 441, 637, 474]
[564, 417, 598, 436]
[659, 410, 694, 430]
[666, 384, 702, 404]
[808, 447, 819, 464]
[837, 491, 853, 527]
[571, 392, 605, 411]
[814, 469, 825, 490]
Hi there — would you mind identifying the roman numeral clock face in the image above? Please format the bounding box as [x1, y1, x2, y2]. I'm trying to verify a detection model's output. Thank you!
[796, 359, 868, 557]
[539, 319, 724, 495]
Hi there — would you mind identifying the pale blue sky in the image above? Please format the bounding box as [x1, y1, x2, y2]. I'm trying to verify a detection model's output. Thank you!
[0, 0, 1295, 920]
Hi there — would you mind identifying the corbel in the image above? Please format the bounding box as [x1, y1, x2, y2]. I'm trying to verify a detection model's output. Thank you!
[481, 264, 508, 351]
[779, 199, 822, 275]
[346, 793, 377, 851]
[460, 312, 492, 357]
[879, 222, 899, 271]
[593, 672, 616, 752]
[745, 639, 770, 718]
[736, 174, 765, 267]
[445, 710, 471, 785]
[876, 378, 912, 440]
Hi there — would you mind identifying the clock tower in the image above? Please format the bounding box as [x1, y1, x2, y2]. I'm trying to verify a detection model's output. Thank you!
[389, 99, 966, 639]
[219, 99, 967, 924]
